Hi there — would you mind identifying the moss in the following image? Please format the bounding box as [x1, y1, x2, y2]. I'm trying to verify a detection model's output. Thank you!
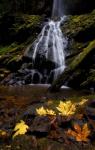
[0, 13, 43, 73]
[50, 40, 95, 91]
[69, 40, 95, 70]
[0, 13, 43, 45]
[0, 43, 26, 72]
[63, 10, 95, 68]
[12, 14, 42, 33]
[63, 10, 95, 38]
[0, 43, 25, 59]
[0, 43, 18, 55]
[81, 69, 95, 87]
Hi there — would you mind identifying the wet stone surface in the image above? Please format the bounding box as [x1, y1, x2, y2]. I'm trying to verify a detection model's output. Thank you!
[0, 85, 94, 149]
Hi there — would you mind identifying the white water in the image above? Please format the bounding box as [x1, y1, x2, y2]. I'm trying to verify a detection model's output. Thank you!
[32, 16, 67, 81]
[52, 0, 64, 17]
[24, 0, 68, 83]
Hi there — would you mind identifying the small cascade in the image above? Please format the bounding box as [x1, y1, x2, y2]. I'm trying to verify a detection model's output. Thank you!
[3, 0, 68, 85]
[29, 16, 67, 81]
[24, 16, 67, 84]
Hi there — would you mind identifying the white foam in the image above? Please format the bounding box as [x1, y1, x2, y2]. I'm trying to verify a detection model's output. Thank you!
[32, 16, 68, 81]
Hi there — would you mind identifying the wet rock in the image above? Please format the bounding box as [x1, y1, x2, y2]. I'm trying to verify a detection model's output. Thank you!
[85, 100, 95, 120]
[1, 9, 95, 88]
[30, 116, 51, 137]
[38, 138, 68, 150]
[24, 74, 32, 84]
[11, 135, 37, 150]
[57, 116, 72, 129]
[21, 103, 45, 119]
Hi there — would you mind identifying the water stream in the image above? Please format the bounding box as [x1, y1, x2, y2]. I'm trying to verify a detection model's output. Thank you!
[3, 0, 68, 85]
[52, 0, 64, 17]
[24, 0, 68, 84]
[32, 17, 67, 81]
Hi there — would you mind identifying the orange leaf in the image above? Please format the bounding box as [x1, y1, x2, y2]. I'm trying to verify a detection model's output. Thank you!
[66, 123, 90, 142]
[76, 134, 82, 142]
[74, 124, 81, 133]
[67, 129, 77, 137]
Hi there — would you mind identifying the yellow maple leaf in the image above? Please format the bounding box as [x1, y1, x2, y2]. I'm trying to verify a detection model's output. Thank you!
[46, 109, 56, 116]
[78, 99, 88, 106]
[56, 101, 76, 116]
[36, 107, 56, 116]
[13, 120, 29, 138]
[36, 106, 47, 116]
[67, 123, 90, 142]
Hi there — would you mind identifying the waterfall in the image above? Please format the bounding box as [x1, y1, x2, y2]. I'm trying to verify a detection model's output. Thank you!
[31, 17, 67, 81]
[52, 0, 64, 17]
[24, 0, 68, 84]
[2, 0, 68, 86]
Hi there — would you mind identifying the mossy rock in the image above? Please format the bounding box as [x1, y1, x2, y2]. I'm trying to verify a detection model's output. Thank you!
[62, 10, 95, 59]
[50, 40, 95, 91]
[81, 69, 95, 88]
[0, 43, 24, 71]
[0, 14, 43, 44]
[49, 10, 95, 90]
[0, 14, 43, 72]
[63, 10, 95, 38]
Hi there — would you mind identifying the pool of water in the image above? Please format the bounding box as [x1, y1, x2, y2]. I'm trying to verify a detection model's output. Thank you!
[0, 84, 91, 106]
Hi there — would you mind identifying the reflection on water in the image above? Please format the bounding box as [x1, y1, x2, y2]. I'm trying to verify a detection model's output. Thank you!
[0, 84, 89, 100]
[0, 84, 92, 132]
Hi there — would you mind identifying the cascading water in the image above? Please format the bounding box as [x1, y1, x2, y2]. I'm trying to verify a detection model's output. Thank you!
[52, 0, 64, 17]
[31, 17, 67, 81]
[24, 0, 68, 84]
[28, 0, 67, 83]
[3, 0, 68, 85]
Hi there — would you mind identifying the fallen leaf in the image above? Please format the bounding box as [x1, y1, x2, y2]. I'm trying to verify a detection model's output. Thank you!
[13, 120, 29, 138]
[66, 123, 90, 142]
[36, 107, 56, 116]
[74, 124, 81, 133]
[78, 99, 88, 106]
[46, 109, 56, 116]
[36, 107, 47, 116]
[56, 101, 76, 116]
